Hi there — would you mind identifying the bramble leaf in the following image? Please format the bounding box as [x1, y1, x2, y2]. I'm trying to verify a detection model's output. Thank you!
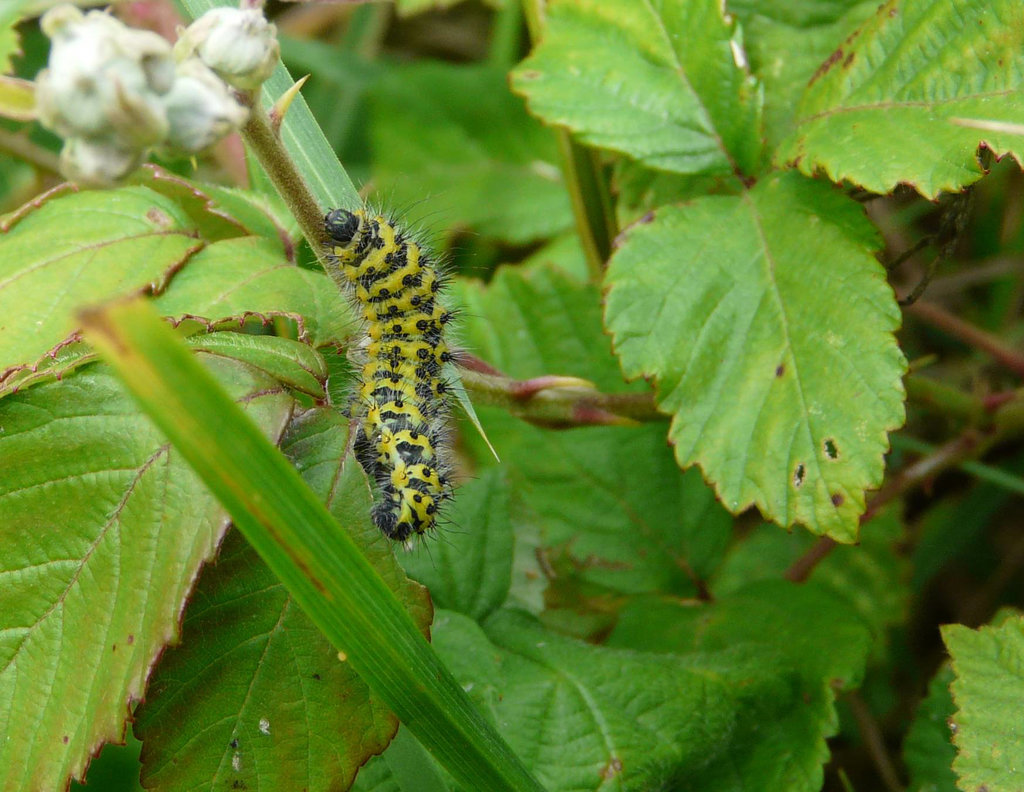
[152, 236, 354, 346]
[777, 0, 1024, 197]
[605, 172, 907, 540]
[0, 356, 294, 792]
[903, 665, 958, 792]
[0, 186, 201, 375]
[512, 0, 762, 177]
[453, 265, 733, 598]
[135, 407, 432, 792]
[943, 614, 1024, 792]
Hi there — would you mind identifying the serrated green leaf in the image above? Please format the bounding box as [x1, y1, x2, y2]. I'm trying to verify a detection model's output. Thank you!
[401, 468, 514, 621]
[609, 579, 873, 792]
[152, 236, 354, 346]
[129, 166, 259, 244]
[777, 0, 1024, 198]
[135, 407, 431, 791]
[453, 265, 734, 597]
[371, 62, 572, 244]
[903, 665, 958, 792]
[0, 185, 202, 374]
[605, 172, 907, 540]
[0, 2, 25, 75]
[185, 332, 327, 399]
[943, 615, 1024, 792]
[512, 0, 762, 177]
[443, 608, 738, 791]
[0, 360, 294, 792]
[739, 2, 878, 151]
[83, 299, 543, 792]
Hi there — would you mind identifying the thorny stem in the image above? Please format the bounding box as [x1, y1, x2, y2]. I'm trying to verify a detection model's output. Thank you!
[845, 692, 905, 792]
[238, 92, 341, 287]
[906, 300, 1024, 378]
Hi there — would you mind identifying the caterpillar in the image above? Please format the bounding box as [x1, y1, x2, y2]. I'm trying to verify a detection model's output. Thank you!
[324, 207, 455, 542]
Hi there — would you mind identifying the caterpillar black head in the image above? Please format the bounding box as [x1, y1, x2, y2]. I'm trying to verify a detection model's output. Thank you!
[324, 208, 361, 245]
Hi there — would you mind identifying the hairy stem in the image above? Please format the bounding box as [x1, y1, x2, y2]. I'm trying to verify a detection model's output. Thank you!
[459, 367, 662, 427]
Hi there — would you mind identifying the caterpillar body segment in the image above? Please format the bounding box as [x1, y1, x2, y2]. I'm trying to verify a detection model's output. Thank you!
[325, 207, 455, 542]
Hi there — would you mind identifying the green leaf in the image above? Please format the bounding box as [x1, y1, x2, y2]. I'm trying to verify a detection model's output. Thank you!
[738, 2, 879, 151]
[609, 579, 873, 792]
[135, 407, 431, 791]
[185, 332, 328, 399]
[714, 508, 908, 640]
[152, 236, 354, 346]
[453, 265, 734, 597]
[82, 299, 543, 792]
[0, 185, 202, 375]
[0, 359, 295, 792]
[439, 608, 738, 791]
[371, 63, 572, 244]
[400, 468, 514, 622]
[0, 1, 25, 75]
[512, 0, 762, 177]
[942, 614, 1024, 792]
[903, 665, 958, 792]
[604, 172, 907, 540]
[777, 0, 1024, 198]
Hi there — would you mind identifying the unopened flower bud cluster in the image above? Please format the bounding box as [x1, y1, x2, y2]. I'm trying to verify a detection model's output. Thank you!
[35, 4, 279, 185]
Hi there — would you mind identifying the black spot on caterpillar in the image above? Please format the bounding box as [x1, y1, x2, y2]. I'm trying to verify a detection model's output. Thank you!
[324, 207, 455, 542]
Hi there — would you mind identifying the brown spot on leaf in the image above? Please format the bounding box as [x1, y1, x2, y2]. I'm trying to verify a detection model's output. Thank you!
[127, 634, 134, 644]
[62, 736, 69, 744]
[810, 48, 843, 84]
[775, 363, 785, 377]
[145, 208, 174, 229]
[831, 493, 844, 507]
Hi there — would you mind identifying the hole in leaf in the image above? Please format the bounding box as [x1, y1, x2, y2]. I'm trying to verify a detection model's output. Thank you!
[824, 438, 838, 459]
[793, 464, 805, 488]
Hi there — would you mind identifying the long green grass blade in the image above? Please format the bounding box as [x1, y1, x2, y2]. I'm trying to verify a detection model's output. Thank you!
[80, 299, 545, 792]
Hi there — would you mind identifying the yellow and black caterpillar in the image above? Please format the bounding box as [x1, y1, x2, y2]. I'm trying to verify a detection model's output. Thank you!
[324, 208, 455, 542]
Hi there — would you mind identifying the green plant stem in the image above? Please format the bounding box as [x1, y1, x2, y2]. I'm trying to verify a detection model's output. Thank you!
[906, 300, 1024, 378]
[239, 96, 349, 293]
[459, 366, 662, 427]
[81, 299, 545, 792]
[488, 0, 524, 67]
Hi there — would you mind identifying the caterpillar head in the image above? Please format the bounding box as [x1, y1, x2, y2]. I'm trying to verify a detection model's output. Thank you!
[324, 208, 362, 246]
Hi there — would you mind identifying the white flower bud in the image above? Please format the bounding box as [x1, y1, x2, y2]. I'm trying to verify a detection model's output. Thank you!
[161, 58, 249, 152]
[59, 137, 146, 186]
[35, 5, 174, 148]
[175, 7, 279, 91]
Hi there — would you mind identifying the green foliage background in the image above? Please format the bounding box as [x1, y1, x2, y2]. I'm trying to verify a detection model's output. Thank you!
[1, 0, 1024, 790]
